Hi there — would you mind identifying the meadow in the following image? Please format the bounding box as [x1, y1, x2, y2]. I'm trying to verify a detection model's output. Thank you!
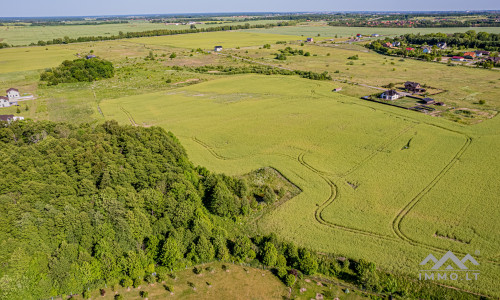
[1, 28, 499, 297]
[0, 20, 285, 46]
[98, 75, 500, 297]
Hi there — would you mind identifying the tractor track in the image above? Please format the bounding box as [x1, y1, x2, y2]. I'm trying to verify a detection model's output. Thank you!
[120, 106, 136, 126]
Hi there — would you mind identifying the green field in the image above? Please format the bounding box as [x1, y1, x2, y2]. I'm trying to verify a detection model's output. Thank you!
[98, 75, 500, 297]
[0, 20, 285, 46]
[1, 27, 499, 298]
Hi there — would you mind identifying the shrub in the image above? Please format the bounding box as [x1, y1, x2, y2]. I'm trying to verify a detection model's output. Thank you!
[285, 274, 296, 287]
[133, 278, 142, 288]
[115, 295, 124, 300]
[140, 291, 149, 298]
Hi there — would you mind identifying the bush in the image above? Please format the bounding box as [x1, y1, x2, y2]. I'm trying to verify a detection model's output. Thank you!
[140, 291, 149, 298]
[115, 295, 124, 300]
[121, 278, 133, 287]
[348, 55, 359, 60]
[164, 284, 174, 292]
[133, 278, 142, 288]
[40, 58, 114, 85]
[479, 99, 486, 105]
[285, 274, 296, 287]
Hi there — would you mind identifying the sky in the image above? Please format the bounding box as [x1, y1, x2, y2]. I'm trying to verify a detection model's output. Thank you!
[0, 0, 498, 18]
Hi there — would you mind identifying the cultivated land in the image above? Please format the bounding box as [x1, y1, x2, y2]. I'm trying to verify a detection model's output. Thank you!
[1, 26, 499, 298]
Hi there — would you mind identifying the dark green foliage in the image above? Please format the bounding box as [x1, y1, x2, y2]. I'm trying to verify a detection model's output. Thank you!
[348, 54, 359, 60]
[298, 248, 318, 275]
[140, 290, 149, 298]
[262, 185, 276, 204]
[40, 58, 114, 85]
[233, 236, 256, 262]
[285, 274, 296, 287]
[261, 242, 278, 266]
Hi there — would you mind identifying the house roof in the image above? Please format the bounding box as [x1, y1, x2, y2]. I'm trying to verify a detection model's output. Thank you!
[422, 98, 435, 103]
[452, 56, 464, 59]
[383, 89, 399, 96]
[0, 96, 8, 100]
[405, 81, 420, 88]
[6, 88, 18, 93]
[405, 47, 414, 51]
[464, 52, 476, 56]
[0, 115, 14, 121]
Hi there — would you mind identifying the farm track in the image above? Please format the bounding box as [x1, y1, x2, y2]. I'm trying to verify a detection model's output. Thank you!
[120, 106, 136, 126]
[192, 137, 231, 160]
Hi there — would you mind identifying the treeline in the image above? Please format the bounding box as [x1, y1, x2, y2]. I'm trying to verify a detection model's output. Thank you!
[30, 20, 129, 26]
[328, 19, 500, 28]
[40, 58, 115, 85]
[179, 65, 332, 81]
[30, 21, 297, 47]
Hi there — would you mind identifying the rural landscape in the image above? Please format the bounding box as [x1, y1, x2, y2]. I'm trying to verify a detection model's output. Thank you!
[0, 7, 499, 300]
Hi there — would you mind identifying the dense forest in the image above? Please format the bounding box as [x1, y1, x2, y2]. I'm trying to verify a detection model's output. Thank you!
[39, 58, 115, 85]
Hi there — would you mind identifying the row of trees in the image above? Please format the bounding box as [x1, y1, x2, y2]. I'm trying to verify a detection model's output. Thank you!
[184, 65, 332, 81]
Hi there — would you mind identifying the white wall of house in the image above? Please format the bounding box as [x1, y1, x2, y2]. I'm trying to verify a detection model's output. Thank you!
[381, 93, 399, 100]
[0, 99, 11, 107]
[7, 90, 20, 99]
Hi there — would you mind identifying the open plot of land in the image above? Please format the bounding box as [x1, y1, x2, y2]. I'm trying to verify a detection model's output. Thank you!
[126, 31, 304, 50]
[99, 75, 500, 297]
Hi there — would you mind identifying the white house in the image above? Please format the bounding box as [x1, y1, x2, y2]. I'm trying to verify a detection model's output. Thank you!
[392, 41, 401, 47]
[0, 96, 10, 107]
[214, 46, 223, 52]
[422, 47, 432, 54]
[6, 88, 20, 100]
[380, 90, 400, 100]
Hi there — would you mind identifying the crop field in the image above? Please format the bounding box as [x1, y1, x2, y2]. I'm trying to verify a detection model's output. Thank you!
[1, 26, 500, 298]
[0, 20, 285, 46]
[245, 24, 500, 37]
[125, 31, 305, 50]
[99, 75, 500, 297]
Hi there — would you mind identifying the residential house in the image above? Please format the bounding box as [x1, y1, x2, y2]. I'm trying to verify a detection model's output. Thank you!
[475, 50, 490, 57]
[405, 81, 425, 93]
[392, 41, 401, 47]
[0, 97, 10, 108]
[383, 42, 392, 48]
[85, 55, 97, 59]
[0, 115, 24, 122]
[6, 88, 20, 100]
[437, 42, 447, 49]
[485, 57, 500, 63]
[371, 34, 380, 37]
[214, 46, 223, 52]
[306, 37, 314, 42]
[422, 47, 432, 54]
[405, 47, 415, 51]
[380, 89, 400, 100]
[452, 56, 464, 61]
[463, 52, 476, 59]
[356, 34, 362, 38]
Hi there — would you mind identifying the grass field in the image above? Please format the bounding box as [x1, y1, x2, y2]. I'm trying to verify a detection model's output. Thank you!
[99, 75, 500, 297]
[0, 20, 285, 46]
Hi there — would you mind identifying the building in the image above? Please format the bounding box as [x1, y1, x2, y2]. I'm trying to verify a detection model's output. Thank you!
[392, 41, 401, 47]
[0, 96, 10, 107]
[422, 98, 435, 105]
[405, 81, 425, 93]
[6, 88, 20, 100]
[371, 34, 380, 37]
[333, 88, 342, 92]
[383, 42, 392, 48]
[437, 42, 447, 49]
[214, 46, 223, 52]
[306, 38, 314, 42]
[475, 50, 490, 57]
[380, 90, 400, 100]
[422, 47, 432, 54]
[0, 115, 24, 122]
[85, 55, 97, 59]
[356, 34, 362, 38]
[463, 52, 476, 59]
[405, 47, 415, 51]
[452, 56, 464, 61]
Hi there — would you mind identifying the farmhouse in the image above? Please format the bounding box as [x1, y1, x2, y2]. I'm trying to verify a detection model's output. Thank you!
[452, 56, 464, 61]
[86, 55, 97, 59]
[405, 81, 425, 93]
[380, 89, 400, 100]
[0, 97, 10, 108]
[0, 115, 24, 122]
[214, 46, 223, 52]
[6, 88, 20, 100]
[306, 37, 314, 42]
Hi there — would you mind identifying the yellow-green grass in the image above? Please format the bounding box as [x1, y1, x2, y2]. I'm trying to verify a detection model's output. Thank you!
[0, 46, 76, 73]
[226, 42, 500, 123]
[125, 31, 305, 50]
[0, 20, 286, 46]
[245, 24, 500, 37]
[99, 74, 500, 297]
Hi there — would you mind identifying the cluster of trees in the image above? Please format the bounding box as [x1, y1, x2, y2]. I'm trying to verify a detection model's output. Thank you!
[400, 31, 500, 51]
[185, 65, 331, 81]
[28, 21, 297, 47]
[40, 57, 115, 85]
[30, 20, 129, 26]
[275, 47, 311, 60]
[0, 42, 10, 49]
